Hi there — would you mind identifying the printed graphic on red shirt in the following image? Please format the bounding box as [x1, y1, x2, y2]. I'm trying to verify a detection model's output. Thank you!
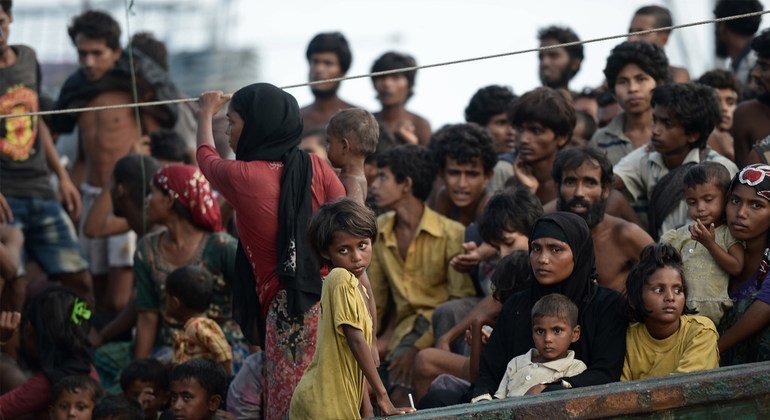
[0, 85, 39, 161]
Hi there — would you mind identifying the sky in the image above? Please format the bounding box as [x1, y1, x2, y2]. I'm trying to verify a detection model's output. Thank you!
[11, 0, 770, 128]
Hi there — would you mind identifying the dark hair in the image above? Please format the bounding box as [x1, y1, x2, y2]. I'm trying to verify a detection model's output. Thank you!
[683, 161, 732, 194]
[714, 0, 763, 37]
[120, 358, 171, 393]
[166, 265, 214, 313]
[68, 10, 121, 51]
[752, 28, 770, 59]
[152, 174, 194, 225]
[553, 146, 613, 188]
[306, 32, 352, 73]
[0, 1, 11, 15]
[634, 5, 673, 34]
[696, 69, 741, 96]
[308, 198, 377, 263]
[113, 154, 161, 210]
[170, 359, 227, 399]
[52, 375, 104, 404]
[574, 110, 597, 141]
[651, 83, 721, 149]
[625, 243, 696, 322]
[327, 108, 379, 157]
[478, 186, 544, 245]
[92, 396, 144, 420]
[509, 87, 576, 138]
[491, 250, 531, 303]
[604, 41, 670, 90]
[538, 25, 584, 61]
[371, 51, 418, 98]
[130, 32, 168, 71]
[429, 123, 498, 173]
[531, 293, 579, 327]
[465, 85, 517, 126]
[150, 130, 192, 164]
[376, 144, 436, 202]
[20, 288, 93, 383]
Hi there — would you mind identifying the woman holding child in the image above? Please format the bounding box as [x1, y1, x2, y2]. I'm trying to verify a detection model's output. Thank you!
[197, 84, 345, 418]
[718, 164, 770, 364]
[470, 212, 627, 401]
[134, 164, 246, 369]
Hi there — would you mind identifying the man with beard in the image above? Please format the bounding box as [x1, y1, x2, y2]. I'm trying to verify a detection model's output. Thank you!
[300, 32, 356, 134]
[732, 29, 770, 167]
[537, 26, 583, 94]
[714, 0, 763, 96]
[551, 147, 652, 292]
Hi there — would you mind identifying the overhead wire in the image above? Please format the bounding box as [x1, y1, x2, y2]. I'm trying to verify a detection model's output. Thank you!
[2, 8, 769, 120]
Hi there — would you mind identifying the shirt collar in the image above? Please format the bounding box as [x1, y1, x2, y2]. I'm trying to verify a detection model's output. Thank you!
[650, 147, 703, 169]
[379, 206, 446, 249]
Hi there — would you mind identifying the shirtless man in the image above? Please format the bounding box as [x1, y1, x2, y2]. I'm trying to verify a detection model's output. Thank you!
[371, 51, 432, 147]
[696, 69, 740, 162]
[732, 28, 770, 167]
[51, 10, 176, 314]
[627, 5, 690, 83]
[551, 147, 652, 291]
[300, 32, 356, 134]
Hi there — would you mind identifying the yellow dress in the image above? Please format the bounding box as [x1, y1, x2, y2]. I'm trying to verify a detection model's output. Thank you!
[622, 315, 719, 381]
[290, 268, 372, 420]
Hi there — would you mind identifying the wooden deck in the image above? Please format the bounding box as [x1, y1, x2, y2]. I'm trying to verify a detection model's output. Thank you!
[396, 361, 770, 419]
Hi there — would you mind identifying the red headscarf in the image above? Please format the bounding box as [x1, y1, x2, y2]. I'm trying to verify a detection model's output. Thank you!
[153, 164, 223, 232]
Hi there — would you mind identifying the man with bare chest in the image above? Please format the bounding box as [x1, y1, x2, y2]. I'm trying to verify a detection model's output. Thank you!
[552, 147, 653, 292]
[300, 32, 357, 134]
[51, 10, 177, 314]
[733, 29, 770, 167]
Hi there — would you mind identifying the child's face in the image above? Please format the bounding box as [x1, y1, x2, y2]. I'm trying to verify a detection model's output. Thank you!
[124, 379, 169, 417]
[323, 231, 373, 279]
[651, 105, 697, 158]
[532, 315, 580, 361]
[642, 266, 685, 326]
[441, 158, 491, 210]
[613, 63, 656, 115]
[490, 229, 528, 258]
[50, 388, 96, 420]
[685, 181, 725, 227]
[326, 130, 348, 168]
[170, 378, 219, 420]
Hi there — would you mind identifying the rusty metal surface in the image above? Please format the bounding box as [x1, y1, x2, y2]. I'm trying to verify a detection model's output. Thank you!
[390, 361, 770, 419]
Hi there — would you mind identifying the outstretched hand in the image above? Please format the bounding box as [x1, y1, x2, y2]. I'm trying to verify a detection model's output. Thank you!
[198, 91, 231, 116]
[513, 155, 538, 194]
[450, 241, 481, 273]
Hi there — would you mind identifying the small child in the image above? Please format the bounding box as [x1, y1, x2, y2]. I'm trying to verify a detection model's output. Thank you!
[92, 395, 145, 420]
[165, 266, 233, 376]
[49, 375, 104, 420]
[168, 359, 228, 420]
[290, 199, 414, 419]
[661, 162, 744, 325]
[120, 358, 171, 420]
[326, 108, 380, 205]
[622, 243, 719, 381]
[489, 294, 586, 400]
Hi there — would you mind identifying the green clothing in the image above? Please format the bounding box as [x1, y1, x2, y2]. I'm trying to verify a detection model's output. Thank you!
[134, 230, 240, 347]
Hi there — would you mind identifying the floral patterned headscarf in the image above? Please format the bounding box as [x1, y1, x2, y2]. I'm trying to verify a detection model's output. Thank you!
[731, 164, 770, 280]
[153, 164, 223, 232]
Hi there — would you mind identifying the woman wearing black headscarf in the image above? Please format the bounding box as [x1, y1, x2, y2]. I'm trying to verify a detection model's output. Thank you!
[471, 212, 628, 400]
[196, 84, 345, 419]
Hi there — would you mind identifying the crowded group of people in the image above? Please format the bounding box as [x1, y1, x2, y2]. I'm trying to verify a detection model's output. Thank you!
[1, 0, 770, 418]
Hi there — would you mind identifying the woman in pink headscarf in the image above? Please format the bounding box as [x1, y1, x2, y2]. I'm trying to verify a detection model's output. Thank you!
[133, 164, 247, 368]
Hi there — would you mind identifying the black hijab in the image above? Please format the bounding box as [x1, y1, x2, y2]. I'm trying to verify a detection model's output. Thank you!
[528, 212, 598, 309]
[229, 83, 319, 344]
